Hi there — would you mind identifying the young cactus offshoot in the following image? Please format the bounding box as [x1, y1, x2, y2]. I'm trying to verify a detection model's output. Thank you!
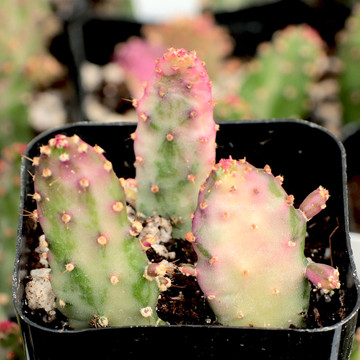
[133, 48, 217, 239]
[192, 158, 338, 328]
[32, 134, 159, 328]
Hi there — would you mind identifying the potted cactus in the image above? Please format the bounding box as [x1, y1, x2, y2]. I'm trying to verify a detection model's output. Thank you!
[13, 48, 359, 359]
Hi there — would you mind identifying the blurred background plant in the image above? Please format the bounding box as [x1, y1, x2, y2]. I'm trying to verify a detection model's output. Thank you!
[336, 3, 360, 125]
[80, 14, 343, 136]
[0, 1, 71, 358]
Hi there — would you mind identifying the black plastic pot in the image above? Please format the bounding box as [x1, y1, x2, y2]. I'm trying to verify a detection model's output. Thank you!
[13, 120, 360, 359]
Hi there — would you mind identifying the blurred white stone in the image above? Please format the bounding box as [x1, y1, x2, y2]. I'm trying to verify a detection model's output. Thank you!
[132, 0, 201, 23]
[29, 91, 67, 132]
[81, 62, 103, 92]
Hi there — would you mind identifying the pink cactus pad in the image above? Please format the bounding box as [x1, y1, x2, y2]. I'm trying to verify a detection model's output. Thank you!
[192, 158, 337, 328]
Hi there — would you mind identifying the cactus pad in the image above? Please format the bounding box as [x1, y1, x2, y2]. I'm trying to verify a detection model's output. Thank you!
[192, 158, 334, 328]
[134, 48, 217, 238]
[33, 134, 159, 328]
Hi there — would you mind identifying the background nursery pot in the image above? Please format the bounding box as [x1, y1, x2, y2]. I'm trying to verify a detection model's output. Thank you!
[13, 119, 360, 360]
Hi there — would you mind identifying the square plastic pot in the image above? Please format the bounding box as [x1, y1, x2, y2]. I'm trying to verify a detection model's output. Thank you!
[13, 119, 360, 360]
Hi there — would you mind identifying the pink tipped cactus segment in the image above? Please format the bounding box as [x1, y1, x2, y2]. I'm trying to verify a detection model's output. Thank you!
[33, 134, 159, 328]
[306, 261, 340, 291]
[134, 48, 216, 239]
[299, 186, 330, 221]
[192, 158, 338, 328]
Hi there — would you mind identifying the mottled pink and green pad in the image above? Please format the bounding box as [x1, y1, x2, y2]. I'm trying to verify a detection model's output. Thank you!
[134, 48, 217, 238]
[192, 158, 335, 328]
[33, 134, 159, 328]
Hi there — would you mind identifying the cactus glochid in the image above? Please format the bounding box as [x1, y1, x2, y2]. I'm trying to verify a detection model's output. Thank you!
[191, 158, 338, 328]
[32, 134, 160, 328]
[133, 47, 217, 239]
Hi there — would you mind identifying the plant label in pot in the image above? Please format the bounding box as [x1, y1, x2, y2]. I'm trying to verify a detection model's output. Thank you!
[13, 49, 360, 360]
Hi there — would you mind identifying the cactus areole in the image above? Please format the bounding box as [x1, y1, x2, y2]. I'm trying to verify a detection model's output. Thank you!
[133, 48, 217, 239]
[192, 158, 335, 329]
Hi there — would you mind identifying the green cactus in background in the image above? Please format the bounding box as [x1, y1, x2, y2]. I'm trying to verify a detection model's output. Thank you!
[337, 3, 360, 124]
[0, 0, 64, 323]
[237, 24, 327, 120]
[0, 144, 26, 321]
[0, 0, 63, 150]
[191, 158, 339, 328]
[32, 134, 159, 328]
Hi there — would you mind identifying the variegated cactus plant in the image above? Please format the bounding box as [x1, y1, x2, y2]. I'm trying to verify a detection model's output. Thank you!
[26, 48, 340, 330]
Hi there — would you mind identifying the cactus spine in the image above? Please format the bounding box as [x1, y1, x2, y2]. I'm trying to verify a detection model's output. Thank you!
[191, 158, 337, 328]
[33, 134, 159, 328]
[133, 48, 217, 238]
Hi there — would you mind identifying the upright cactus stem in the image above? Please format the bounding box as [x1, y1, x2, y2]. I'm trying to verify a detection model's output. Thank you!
[133, 48, 217, 239]
[33, 134, 159, 328]
[192, 158, 338, 328]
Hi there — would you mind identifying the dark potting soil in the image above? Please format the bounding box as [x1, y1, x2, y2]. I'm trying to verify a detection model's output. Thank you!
[21, 205, 348, 331]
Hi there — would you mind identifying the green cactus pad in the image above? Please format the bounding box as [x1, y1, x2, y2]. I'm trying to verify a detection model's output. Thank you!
[239, 24, 326, 119]
[34, 134, 159, 328]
